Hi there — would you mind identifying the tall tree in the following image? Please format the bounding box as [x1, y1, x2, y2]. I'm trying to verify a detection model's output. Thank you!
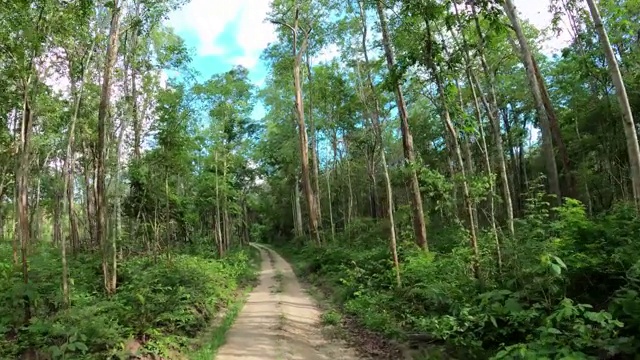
[503, 0, 562, 203]
[585, 0, 640, 209]
[97, 0, 122, 295]
[375, 0, 428, 251]
[271, 4, 321, 244]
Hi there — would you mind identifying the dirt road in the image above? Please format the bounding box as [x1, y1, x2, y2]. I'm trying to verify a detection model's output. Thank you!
[213, 244, 362, 360]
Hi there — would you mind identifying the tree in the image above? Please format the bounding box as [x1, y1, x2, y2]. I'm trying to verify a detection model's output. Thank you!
[585, 0, 640, 209]
[270, 2, 321, 244]
[97, 0, 122, 295]
[375, 0, 429, 251]
[503, 0, 562, 203]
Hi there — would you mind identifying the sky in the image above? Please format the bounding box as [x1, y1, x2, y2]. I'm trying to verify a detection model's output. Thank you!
[165, 0, 574, 119]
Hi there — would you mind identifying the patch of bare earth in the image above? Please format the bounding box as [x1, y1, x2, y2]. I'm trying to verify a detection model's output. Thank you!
[213, 245, 362, 360]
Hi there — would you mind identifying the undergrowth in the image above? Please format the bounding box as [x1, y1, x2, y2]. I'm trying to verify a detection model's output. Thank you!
[0, 241, 258, 359]
[279, 198, 640, 359]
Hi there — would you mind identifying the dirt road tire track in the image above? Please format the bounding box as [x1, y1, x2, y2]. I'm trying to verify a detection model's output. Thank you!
[213, 244, 362, 360]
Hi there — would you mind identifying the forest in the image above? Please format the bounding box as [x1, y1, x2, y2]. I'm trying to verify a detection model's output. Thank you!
[1, 0, 640, 358]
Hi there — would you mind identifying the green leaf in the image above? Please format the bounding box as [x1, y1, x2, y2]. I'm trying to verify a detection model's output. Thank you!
[75, 342, 88, 353]
[545, 327, 562, 335]
[49, 346, 63, 358]
[552, 255, 567, 269]
[504, 298, 523, 313]
[551, 263, 561, 275]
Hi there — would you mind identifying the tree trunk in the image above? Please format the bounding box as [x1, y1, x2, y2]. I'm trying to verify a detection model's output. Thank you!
[376, 0, 428, 251]
[83, 141, 96, 248]
[12, 113, 19, 266]
[97, 0, 121, 295]
[424, 21, 480, 278]
[468, 74, 503, 271]
[325, 169, 336, 242]
[586, 0, 640, 209]
[131, 29, 141, 160]
[306, 53, 322, 225]
[531, 56, 575, 198]
[274, 10, 320, 244]
[18, 92, 33, 321]
[294, 177, 303, 237]
[358, 0, 401, 285]
[469, 3, 515, 235]
[503, 0, 561, 204]
[345, 140, 354, 226]
[62, 45, 93, 305]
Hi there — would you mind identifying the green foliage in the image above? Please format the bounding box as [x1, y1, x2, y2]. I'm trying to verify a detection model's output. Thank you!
[281, 200, 640, 358]
[321, 309, 342, 326]
[0, 243, 257, 358]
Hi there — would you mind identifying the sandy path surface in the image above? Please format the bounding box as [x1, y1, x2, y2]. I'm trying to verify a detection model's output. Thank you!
[213, 244, 362, 360]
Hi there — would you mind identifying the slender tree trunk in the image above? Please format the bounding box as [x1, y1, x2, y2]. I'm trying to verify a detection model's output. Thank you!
[585, 0, 640, 209]
[31, 175, 42, 243]
[345, 141, 354, 226]
[469, 74, 503, 271]
[112, 120, 125, 295]
[294, 58, 319, 243]
[306, 52, 322, 224]
[12, 114, 19, 266]
[274, 10, 320, 244]
[468, 3, 515, 235]
[376, 0, 428, 251]
[18, 92, 33, 321]
[61, 45, 92, 305]
[503, 0, 561, 204]
[97, 0, 121, 295]
[294, 177, 303, 237]
[83, 141, 96, 248]
[325, 169, 336, 242]
[215, 151, 224, 256]
[358, 0, 400, 285]
[531, 57, 575, 198]
[425, 18, 479, 278]
[131, 29, 141, 160]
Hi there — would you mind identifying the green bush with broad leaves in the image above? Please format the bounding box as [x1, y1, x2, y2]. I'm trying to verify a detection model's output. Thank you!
[0, 243, 257, 359]
[280, 194, 640, 359]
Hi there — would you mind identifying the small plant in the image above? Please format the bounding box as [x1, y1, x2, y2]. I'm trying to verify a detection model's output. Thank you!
[321, 310, 341, 326]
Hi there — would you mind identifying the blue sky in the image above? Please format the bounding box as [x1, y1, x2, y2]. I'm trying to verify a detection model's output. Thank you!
[165, 0, 571, 122]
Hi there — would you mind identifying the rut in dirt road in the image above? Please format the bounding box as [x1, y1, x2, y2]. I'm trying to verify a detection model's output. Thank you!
[213, 244, 362, 360]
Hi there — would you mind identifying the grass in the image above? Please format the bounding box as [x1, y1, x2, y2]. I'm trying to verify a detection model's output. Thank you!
[186, 286, 252, 360]
[187, 247, 261, 359]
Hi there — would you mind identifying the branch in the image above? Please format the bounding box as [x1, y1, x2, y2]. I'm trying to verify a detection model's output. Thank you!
[270, 19, 296, 35]
[297, 26, 313, 62]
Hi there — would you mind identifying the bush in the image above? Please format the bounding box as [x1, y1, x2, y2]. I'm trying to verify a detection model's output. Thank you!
[0, 243, 257, 359]
[282, 199, 640, 358]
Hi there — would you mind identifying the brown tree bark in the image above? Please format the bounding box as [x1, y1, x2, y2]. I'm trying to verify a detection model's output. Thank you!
[306, 52, 322, 224]
[375, 0, 428, 251]
[531, 56, 576, 198]
[272, 9, 320, 244]
[97, 0, 121, 295]
[503, 0, 561, 204]
[17, 92, 33, 321]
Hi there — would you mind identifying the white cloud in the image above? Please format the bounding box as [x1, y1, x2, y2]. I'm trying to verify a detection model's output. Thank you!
[314, 43, 339, 64]
[514, 0, 573, 54]
[167, 0, 276, 63]
[235, 0, 277, 56]
[230, 54, 259, 69]
[167, 0, 238, 56]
